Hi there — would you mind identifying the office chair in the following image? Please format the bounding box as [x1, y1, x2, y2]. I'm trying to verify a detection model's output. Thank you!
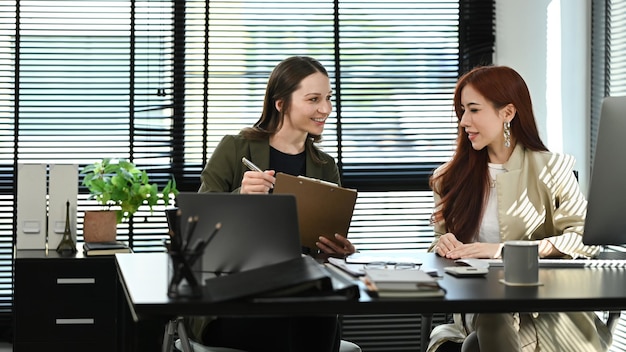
[165, 317, 362, 352]
[605, 311, 621, 333]
[459, 312, 620, 352]
[437, 311, 621, 352]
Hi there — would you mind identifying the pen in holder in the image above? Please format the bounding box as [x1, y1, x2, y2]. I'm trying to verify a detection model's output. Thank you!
[168, 248, 202, 298]
[166, 207, 222, 298]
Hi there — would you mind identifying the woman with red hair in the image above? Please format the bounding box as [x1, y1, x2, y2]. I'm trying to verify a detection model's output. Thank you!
[427, 65, 611, 352]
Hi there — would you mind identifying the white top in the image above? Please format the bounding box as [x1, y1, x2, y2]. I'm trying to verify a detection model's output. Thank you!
[478, 163, 506, 243]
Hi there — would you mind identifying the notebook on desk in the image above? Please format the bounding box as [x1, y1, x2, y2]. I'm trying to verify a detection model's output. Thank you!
[175, 192, 302, 274]
[273, 172, 358, 251]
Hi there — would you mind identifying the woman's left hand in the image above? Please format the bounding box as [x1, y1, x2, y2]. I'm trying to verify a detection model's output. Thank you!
[316, 234, 356, 256]
[443, 242, 502, 259]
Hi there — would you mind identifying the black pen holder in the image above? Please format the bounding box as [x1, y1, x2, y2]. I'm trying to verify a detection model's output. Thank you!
[167, 249, 202, 298]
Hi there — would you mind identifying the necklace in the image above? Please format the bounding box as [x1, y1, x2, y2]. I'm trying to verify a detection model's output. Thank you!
[488, 163, 504, 188]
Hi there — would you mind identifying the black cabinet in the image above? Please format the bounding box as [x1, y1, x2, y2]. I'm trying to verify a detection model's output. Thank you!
[13, 250, 119, 352]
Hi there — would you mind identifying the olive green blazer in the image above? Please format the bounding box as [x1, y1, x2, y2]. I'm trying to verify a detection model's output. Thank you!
[199, 134, 340, 193]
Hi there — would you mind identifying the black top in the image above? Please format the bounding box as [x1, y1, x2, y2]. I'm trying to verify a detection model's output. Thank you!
[270, 146, 306, 176]
[269, 146, 308, 253]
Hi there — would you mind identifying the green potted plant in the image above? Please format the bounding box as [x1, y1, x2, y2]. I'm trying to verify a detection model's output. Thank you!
[81, 158, 179, 242]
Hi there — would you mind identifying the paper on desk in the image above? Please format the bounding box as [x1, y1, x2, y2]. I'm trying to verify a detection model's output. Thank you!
[345, 251, 423, 265]
[329, 257, 441, 278]
[328, 257, 365, 276]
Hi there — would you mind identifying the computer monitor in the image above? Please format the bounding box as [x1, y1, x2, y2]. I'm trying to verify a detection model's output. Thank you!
[582, 96, 626, 245]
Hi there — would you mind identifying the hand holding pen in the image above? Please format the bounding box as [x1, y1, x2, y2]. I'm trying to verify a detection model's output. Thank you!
[240, 156, 275, 194]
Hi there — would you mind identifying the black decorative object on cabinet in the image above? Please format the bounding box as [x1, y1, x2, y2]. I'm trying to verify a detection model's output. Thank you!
[56, 200, 78, 256]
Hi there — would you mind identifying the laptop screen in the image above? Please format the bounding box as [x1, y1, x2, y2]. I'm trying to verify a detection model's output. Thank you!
[174, 192, 302, 274]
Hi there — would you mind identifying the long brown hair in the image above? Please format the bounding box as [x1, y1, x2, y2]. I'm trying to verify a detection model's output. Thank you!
[241, 56, 329, 164]
[429, 65, 548, 242]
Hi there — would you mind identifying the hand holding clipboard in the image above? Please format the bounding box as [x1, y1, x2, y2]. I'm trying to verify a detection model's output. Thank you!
[241, 157, 357, 251]
[273, 172, 357, 251]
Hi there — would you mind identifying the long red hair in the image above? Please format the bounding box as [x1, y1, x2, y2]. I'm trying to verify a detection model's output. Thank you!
[429, 65, 548, 243]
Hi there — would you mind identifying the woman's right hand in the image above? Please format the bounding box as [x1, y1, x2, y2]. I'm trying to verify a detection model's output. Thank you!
[240, 170, 276, 194]
[436, 233, 502, 259]
[434, 232, 463, 257]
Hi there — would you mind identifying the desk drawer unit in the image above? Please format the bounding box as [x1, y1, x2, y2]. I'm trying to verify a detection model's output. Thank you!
[14, 250, 118, 352]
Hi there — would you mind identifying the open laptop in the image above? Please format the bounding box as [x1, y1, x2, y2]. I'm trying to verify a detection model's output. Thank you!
[582, 96, 626, 251]
[174, 192, 302, 274]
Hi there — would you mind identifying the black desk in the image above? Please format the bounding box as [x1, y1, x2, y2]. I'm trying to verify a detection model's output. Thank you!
[115, 252, 626, 319]
[116, 252, 626, 352]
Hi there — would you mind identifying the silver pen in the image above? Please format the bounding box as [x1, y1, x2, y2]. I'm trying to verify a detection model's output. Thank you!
[241, 156, 262, 172]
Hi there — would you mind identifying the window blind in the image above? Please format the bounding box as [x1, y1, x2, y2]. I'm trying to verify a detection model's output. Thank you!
[129, 0, 176, 249]
[181, 0, 485, 253]
[590, 0, 608, 169]
[336, 0, 459, 190]
[182, 0, 460, 192]
[0, 0, 16, 325]
[12, 0, 175, 250]
[606, 0, 626, 98]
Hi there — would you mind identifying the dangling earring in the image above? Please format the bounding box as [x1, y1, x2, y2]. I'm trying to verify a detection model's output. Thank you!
[504, 121, 511, 148]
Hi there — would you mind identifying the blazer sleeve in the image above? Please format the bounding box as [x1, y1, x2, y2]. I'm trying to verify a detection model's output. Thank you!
[428, 165, 447, 252]
[540, 154, 600, 258]
[199, 135, 244, 193]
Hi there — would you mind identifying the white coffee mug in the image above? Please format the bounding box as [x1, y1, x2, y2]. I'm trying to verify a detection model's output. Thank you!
[502, 240, 539, 284]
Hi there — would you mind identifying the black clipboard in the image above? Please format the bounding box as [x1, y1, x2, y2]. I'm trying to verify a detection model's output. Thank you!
[273, 172, 358, 251]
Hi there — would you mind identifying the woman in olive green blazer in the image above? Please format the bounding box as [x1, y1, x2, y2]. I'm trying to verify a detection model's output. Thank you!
[191, 56, 355, 352]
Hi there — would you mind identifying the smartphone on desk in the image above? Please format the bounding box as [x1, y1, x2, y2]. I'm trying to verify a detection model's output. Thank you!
[444, 266, 488, 277]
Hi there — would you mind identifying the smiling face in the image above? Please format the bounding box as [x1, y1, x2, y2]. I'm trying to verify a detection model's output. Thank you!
[459, 84, 515, 162]
[276, 72, 332, 137]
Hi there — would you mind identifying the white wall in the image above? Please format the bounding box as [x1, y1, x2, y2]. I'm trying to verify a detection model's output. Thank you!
[494, 0, 590, 192]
